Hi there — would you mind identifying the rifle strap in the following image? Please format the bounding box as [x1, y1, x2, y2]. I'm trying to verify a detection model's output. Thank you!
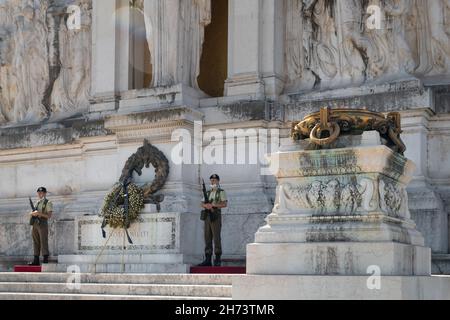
[207, 189, 223, 203]
[125, 228, 133, 245]
[42, 199, 48, 213]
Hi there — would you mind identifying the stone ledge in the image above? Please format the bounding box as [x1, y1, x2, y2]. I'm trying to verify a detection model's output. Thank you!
[0, 119, 112, 150]
[233, 275, 450, 300]
[246, 242, 431, 276]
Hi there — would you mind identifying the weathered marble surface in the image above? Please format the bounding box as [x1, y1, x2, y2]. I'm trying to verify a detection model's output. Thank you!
[246, 132, 430, 277]
[75, 211, 181, 254]
[233, 275, 450, 300]
[0, 0, 449, 276]
[143, 0, 211, 89]
[1, 1, 449, 125]
[284, 0, 450, 93]
[50, 0, 91, 115]
[0, 0, 92, 125]
[233, 131, 450, 300]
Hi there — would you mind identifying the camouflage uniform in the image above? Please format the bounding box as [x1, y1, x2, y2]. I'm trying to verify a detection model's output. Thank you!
[31, 198, 53, 257]
[204, 189, 227, 257]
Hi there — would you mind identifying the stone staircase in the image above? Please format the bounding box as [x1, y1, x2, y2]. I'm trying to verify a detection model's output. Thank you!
[0, 273, 233, 300]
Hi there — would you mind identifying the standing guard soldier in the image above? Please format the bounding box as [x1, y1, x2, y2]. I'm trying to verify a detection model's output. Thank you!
[198, 174, 228, 267]
[28, 187, 53, 266]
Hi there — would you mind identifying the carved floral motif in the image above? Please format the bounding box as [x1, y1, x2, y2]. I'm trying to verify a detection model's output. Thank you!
[379, 178, 408, 218]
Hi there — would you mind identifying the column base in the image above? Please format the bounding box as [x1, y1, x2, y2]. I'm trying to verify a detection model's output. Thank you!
[233, 275, 450, 300]
[247, 242, 431, 276]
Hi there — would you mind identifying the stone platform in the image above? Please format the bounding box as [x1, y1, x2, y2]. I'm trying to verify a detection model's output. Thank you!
[42, 253, 189, 274]
[45, 209, 190, 273]
[0, 272, 233, 300]
[247, 242, 430, 276]
[233, 275, 450, 300]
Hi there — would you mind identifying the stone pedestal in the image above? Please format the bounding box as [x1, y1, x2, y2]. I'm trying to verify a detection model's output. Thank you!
[44, 206, 189, 273]
[233, 132, 450, 299]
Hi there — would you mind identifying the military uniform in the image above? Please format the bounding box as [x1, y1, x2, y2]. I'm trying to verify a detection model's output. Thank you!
[204, 188, 227, 258]
[31, 198, 53, 258]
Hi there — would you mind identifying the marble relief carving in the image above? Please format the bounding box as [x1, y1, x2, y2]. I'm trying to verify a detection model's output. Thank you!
[50, 0, 92, 115]
[273, 177, 376, 216]
[0, 0, 92, 125]
[379, 178, 409, 218]
[285, 0, 450, 93]
[273, 175, 410, 220]
[143, 0, 211, 89]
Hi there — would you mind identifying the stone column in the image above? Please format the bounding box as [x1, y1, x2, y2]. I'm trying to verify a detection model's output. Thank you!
[403, 110, 448, 254]
[225, 0, 285, 99]
[90, 0, 131, 112]
[116, 0, 133, 92]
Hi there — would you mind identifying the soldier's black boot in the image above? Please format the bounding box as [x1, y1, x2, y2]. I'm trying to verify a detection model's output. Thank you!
[28, 256, 40, 266]
[214, 255, 221, 267]
[43, 255, 49, 264]
[197, 255, 212, 267]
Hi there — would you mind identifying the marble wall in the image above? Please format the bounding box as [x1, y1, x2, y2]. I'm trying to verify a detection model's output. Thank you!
[0, 0, 449, 270]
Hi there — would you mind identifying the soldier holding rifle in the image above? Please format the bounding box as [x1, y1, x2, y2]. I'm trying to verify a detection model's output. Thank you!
[28, 187, 53, 266]
[198, 174, 228, 267]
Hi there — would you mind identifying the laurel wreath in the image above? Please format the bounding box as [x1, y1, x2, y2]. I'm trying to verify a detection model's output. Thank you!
[99, 183, 145, 229]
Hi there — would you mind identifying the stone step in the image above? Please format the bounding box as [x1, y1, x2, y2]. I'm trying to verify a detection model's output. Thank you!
[0, 282, 232, 297]
[0, 272, 234, 285]
[57, 254, 184, 264]
[0, 292, 231, 300]
[42, 263, 190, 274]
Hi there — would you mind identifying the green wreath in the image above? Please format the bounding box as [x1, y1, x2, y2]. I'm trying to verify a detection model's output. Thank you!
[100, 183, 145, 229]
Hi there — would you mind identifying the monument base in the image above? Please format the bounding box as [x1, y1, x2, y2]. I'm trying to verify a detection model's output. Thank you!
[247, 242, 431, 276]
[42, 254, 189, 274]
[232, 275, 450, 300]
[43, 209, 190, 273]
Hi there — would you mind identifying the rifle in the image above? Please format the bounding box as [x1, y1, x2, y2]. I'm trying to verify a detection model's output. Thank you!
[200, 179, 211, 221]
[28, 197, 39, 226]
[201, 179, 216, 221]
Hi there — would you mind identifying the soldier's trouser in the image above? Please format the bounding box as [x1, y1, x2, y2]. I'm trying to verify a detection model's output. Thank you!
[204, 213, 222, 256]
[32, 222, 49, 256]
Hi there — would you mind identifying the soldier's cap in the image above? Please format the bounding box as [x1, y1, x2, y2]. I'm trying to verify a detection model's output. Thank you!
[210, 174, 220, 181]
[37, 187, 47, 193]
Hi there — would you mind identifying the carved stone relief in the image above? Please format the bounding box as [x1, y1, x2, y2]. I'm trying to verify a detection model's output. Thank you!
[0, 0, 92, 125]
[143, 0, 211, 89]
[285, 0, 450, 93]
[273, 177, 376, 216]
[274, 175, 410, 219]
[50, 0, 92, 115]
[379, 178, 409, 218]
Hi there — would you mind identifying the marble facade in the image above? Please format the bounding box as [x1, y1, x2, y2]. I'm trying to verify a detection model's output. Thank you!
[0, 0, 449, 273]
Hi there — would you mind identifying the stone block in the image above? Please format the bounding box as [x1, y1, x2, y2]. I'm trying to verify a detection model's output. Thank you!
[247, 242, 431, 276]
[233, 275, 450, 300]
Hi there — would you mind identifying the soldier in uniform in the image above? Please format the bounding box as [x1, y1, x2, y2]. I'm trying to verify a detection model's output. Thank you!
[198, 174, 228, 267]
[28, 187, 53, 266]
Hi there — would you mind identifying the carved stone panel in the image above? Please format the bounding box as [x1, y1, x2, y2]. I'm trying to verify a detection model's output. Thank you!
[0, 0, 92, 125]
[284, 0, 450, 93]
[274, 177, 378, 216]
